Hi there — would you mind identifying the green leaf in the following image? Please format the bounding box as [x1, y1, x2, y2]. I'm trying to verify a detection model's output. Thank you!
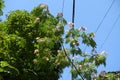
[65, 37, 71, 43]
[0, 61, 9, 67]
[0, 67, 3, 72]
[0, 61, 19, 74]
[77, 48, 82, 55]
[0, 0, 5, 16]
[89, 38, 96, 48]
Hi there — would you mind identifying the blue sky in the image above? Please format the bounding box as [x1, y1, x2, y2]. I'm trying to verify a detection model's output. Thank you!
[1, 0, 120, 80]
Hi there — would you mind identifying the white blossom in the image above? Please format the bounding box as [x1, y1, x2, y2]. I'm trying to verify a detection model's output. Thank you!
[72, 41, 79, 46]
[34, 49, 39, 54]
[46, 57, 49, 61]
[79, 65, 82, 68]
[68, 22, 74, 27]
[40, 4, 47, 9]
[36, 17, 40, 21]
[72, 42, 76, 46]
[35, 17, 40, 23]
[100, 50, 108, 56]
[36, 37, 40, 40]
[56, 25, 62, 30]
[57, 50, 61, 53]
[65, 30, 69, 34]
[90, 33, 96, 38]
[72, 56, 78, 60]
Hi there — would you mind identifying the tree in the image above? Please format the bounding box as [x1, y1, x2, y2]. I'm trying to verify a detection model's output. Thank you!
[0, 0, 4, 16]
[0, 2, 112, 80]
[0, 4, 69, 80]
[64, 22, 107, 80]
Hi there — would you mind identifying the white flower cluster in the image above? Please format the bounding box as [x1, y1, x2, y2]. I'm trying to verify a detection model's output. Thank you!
[40, 4, 48, 9]
[34, 49, 39, 54]
[100, 50, 108, 56]
[68, 22, 74, 27]
[35, 17, 40, 23]
[72, 56, 78, 60]
[36, 37, 40, 40]
[89, 33, 96, 38]
[40, 4, 49, 12]
[36, 37, 40, 42]
[65, 30, 69, 34]
[56, 25, 62, 31]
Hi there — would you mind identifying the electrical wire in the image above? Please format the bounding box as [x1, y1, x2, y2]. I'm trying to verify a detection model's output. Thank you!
[83, 0, 116, 52]
[95, 0, 116, 33]
[99, 13, 120, 52]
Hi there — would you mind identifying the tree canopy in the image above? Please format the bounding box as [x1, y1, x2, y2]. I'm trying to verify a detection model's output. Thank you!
[0, 2, 119, 80]
[0, 0, 4, 16]
[0, 4, 69, 80]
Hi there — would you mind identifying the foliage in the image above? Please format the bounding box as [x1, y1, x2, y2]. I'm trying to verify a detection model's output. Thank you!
[95, 71, 120, 80]
[0, 4, 69, 80]
[0, 2, 117, 80]
[0, 0, 4, 16]
[65, 24, 107, 80]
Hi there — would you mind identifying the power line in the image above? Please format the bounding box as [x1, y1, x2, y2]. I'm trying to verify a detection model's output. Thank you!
[95, 0, 116, 33]
[83, 0, 116, 52]
[99, 13, 120, 51]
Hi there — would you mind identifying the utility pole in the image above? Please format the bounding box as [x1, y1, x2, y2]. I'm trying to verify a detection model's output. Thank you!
[72, 0, 75, 80]
[72, 0, 75, 26]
